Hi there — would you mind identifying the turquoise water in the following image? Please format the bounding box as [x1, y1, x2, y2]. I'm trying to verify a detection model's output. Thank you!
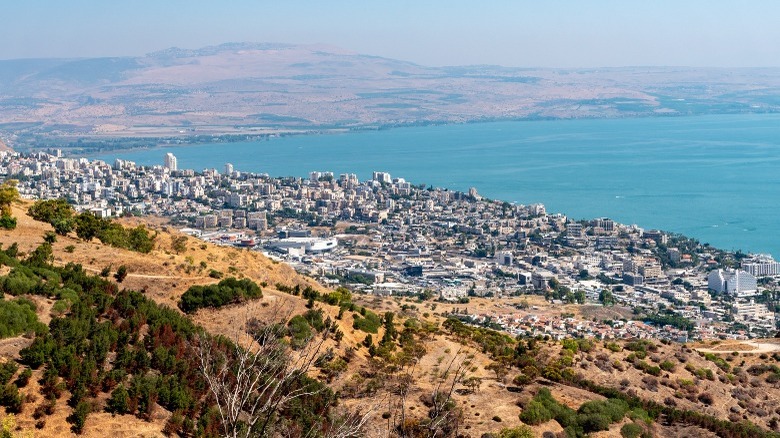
[96, 114, 780, 256]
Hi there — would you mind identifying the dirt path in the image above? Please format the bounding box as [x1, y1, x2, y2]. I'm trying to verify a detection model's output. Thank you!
[696, 340, 780, 354]
[74, 263, 190, 279]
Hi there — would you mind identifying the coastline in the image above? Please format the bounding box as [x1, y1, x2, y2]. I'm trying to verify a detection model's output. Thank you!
[18, 109, 779, 158]
[83, 113, 780, 257]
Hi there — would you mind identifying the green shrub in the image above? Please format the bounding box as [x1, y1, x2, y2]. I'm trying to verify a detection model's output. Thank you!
[497, 425, 534, 438]
[0, 215, 16, 230]
[353, 310, 381, 333]
[520, 400, 552, 425]
[67, 401, 90, 433]
[27, 199, 74, 230]
[0, 383, 22, 413]
[0, 361, 17, 385]
[15, 368, 32, 388]
[521, 387, 629, 435]
[621, 422, 644, 438]
[0, 298, 47, 339]
[178, 277, 262, 313]
[288, 315, 313, 349]
[106, 385, 130, 415]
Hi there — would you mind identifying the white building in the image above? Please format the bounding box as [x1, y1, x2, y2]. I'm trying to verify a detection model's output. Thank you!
[742, 255, 780, 277]
[164, 153, 178, 172]
[732, 299, 773, 322]
[372, 171, 392, 184]
[707, 269, 758, 297]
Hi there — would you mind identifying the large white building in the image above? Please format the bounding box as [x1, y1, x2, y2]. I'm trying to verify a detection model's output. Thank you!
[164, 153, 178, 172]
[707, 269, 758, 297]
[372, 171, 392, 184]
[742, 254, 780, 277]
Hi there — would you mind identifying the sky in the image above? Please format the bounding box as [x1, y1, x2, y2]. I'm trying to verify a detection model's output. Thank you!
[2, 0, 779, 67]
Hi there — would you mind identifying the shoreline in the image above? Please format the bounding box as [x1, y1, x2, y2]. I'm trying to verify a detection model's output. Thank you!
[14, 110, 780, 157]
[12, 113, 780, 257]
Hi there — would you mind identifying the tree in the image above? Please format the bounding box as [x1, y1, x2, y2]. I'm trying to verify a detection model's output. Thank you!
[486, 361, 510, 383]
[0, 180, 18, 230]
[114, 265, 128, 283]
[27, 199, 74, 235]
[171, 235, 188, 254]
[75, 212, 101, 241]
[106, 385, 129, 415]
[67, 401, 90, 434]
[43, 231, 57, 244]
[599, 289, 615, 306]
[392, 348, 471, 437]
[462, 376, 482, 394]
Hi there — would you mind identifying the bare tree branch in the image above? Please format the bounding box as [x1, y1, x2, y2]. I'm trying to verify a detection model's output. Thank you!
[192, 301, 333, 438]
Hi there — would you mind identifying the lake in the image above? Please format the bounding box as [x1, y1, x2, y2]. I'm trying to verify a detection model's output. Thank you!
[96, 114, 780, 256]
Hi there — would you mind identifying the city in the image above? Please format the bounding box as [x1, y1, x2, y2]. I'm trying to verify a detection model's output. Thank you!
[3, 148, 778, 343]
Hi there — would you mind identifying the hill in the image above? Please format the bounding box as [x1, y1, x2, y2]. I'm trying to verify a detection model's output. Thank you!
[1, 42, 780, 152]
[2, 202, 780, 437]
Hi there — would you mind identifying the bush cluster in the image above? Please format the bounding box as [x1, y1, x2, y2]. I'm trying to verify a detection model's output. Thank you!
[520, 387, 629, 437]
[178, 277, 262, 313]
[0, 297, 47, 339]
[27, 199, 156, 253]
[352, 309, 381, 333]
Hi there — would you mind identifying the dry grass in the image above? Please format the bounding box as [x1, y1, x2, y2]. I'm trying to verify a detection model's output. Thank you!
[3, 201, 780, 437]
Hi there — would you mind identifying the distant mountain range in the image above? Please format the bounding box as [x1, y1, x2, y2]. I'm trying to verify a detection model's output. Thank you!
[1, 42, 780, 149]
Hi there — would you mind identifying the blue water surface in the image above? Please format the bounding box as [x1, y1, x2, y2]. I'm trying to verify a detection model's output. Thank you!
[95, 114, 780, 256]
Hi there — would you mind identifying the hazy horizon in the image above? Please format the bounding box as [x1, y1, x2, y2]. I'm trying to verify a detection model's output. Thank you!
[3, 1, 780, 68]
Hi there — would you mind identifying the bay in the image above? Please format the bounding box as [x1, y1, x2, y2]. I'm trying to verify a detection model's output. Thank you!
[96, 114, 780, 257]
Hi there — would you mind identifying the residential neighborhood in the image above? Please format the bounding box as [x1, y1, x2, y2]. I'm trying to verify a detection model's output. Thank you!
[3, 148, 779, 342]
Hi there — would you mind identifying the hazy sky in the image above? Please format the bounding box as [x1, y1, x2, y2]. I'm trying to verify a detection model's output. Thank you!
[2, 0, 779, 67]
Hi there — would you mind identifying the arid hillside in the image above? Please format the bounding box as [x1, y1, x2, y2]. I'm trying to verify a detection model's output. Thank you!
[2, 202, 780, 438]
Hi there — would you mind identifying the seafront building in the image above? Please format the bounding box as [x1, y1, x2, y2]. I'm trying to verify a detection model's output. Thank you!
[164, 153, 178, 172]
[742, 254, 780, 277]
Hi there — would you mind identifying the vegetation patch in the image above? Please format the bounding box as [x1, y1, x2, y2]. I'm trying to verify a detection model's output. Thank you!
[0, 297, 47, 339]
[27, 199, 156, 253]
[0, 242, 336, 436]
[520, 387, 629, 437]
[178, 277, 262, 313]
[352, 308, 381, 333]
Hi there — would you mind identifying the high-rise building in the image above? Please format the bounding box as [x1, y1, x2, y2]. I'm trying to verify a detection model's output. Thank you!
[225, 163, 234, 175]
[164, 153, 178, 172]
[707, 269, 758, 297]
[742, 255, 780, 277]
[372, 171, 392, 184]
